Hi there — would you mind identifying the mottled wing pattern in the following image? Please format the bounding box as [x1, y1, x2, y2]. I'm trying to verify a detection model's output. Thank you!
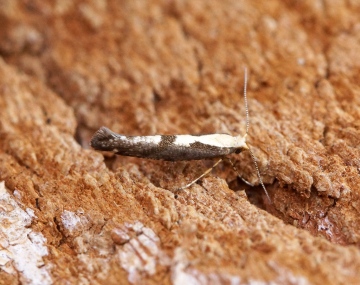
[90, 127, 241, 161]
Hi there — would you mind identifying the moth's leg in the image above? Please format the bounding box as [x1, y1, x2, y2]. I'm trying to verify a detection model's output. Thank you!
[223, 157, 254, 186]
[176, 158, 223, 191]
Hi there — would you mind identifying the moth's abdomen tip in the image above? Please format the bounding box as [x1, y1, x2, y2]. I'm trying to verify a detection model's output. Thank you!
[90, 126, 115, 150]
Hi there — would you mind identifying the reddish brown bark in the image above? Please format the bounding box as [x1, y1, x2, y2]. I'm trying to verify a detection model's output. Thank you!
[1, 1, 360, 284]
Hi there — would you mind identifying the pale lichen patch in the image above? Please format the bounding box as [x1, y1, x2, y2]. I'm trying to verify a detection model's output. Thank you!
[0, 181, 52, 285]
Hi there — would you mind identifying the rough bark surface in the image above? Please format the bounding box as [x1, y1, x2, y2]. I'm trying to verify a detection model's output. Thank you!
[1, 1, 360, 284]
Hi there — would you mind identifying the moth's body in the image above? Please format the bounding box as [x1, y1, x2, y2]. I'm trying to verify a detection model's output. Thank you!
[90, 127, 249, 161]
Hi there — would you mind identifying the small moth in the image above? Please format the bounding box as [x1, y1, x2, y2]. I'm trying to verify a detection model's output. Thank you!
[90, 69, 270, 201]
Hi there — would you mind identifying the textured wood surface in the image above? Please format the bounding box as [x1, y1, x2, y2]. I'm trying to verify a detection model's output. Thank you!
[1, 1, 360, 284]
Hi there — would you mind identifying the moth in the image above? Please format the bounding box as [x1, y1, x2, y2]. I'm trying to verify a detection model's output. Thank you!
[90, 69, 270, 201]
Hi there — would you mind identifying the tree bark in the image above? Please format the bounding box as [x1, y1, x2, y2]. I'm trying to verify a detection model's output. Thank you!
[1, 1, 360, 284]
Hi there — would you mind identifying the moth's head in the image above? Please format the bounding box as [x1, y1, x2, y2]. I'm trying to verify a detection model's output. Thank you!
[234, 133, 249, 153]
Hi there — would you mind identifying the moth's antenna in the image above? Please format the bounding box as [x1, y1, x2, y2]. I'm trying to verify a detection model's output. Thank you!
[244, 68, 250, 135]
[243, 68, 271, 203]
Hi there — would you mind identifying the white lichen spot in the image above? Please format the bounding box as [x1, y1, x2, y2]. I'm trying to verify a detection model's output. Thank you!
[13, 189, 21, 199]
[0, 181, 52, 285]
[111, 228, 130, 245]
[317, 216, 334, 239]
[171, 248, 243, 285]
[125, 221, 144, 234]
[26, 207, 35, 218]
[61, 210, 81, 234]
[118, 222, 164, 284]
